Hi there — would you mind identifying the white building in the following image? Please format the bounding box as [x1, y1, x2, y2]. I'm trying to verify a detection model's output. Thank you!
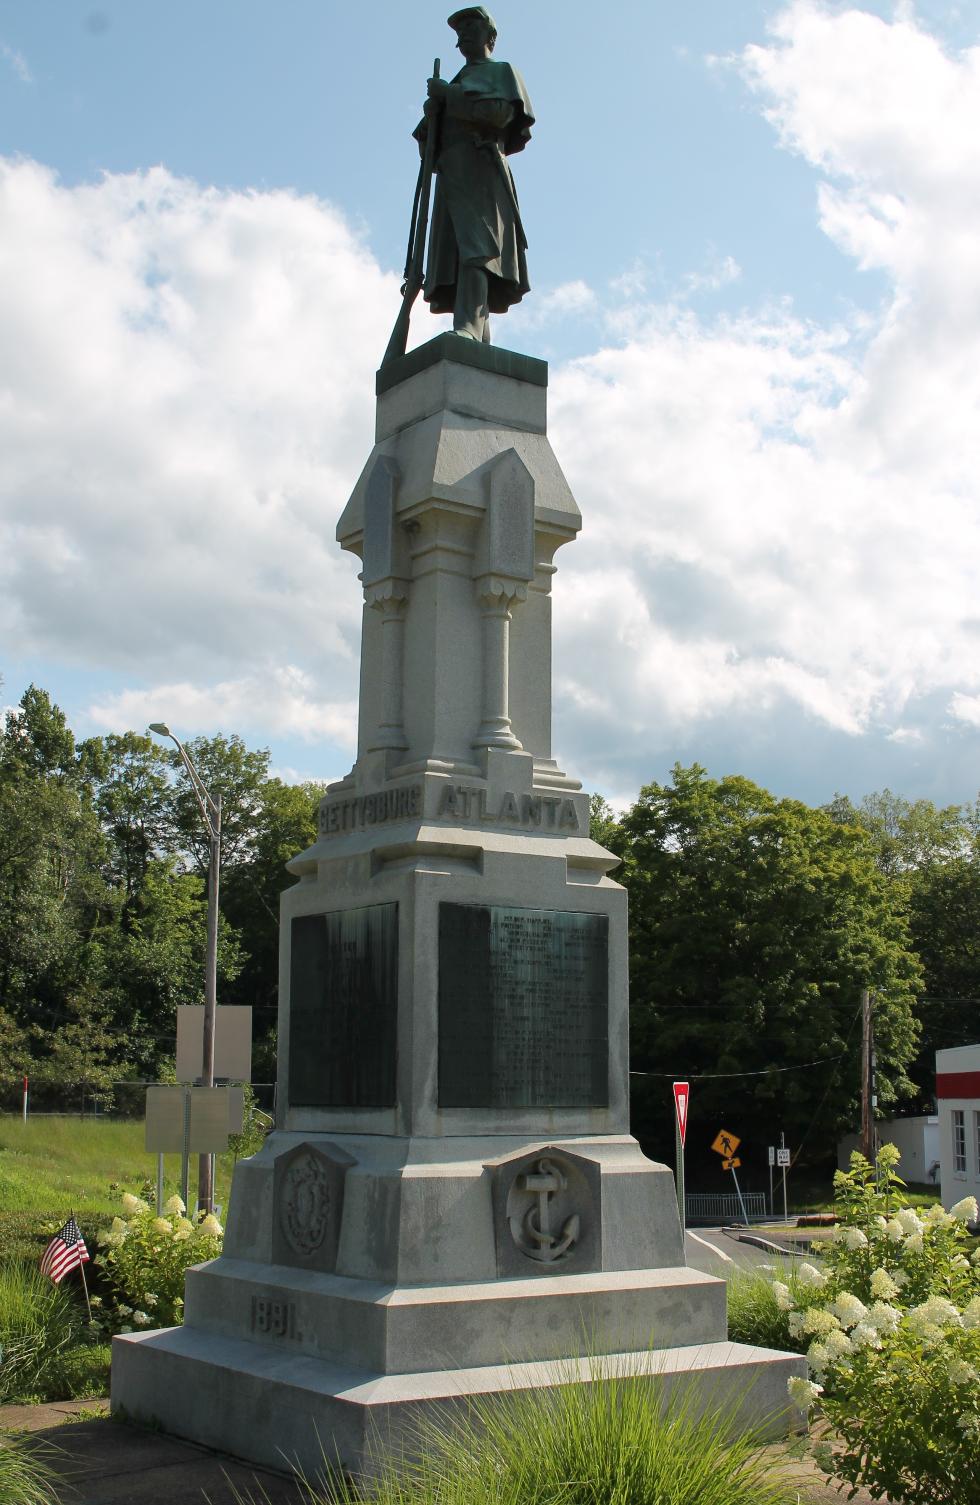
[838, 1115, 940, 1185]
[936, 1043, 980, 1212]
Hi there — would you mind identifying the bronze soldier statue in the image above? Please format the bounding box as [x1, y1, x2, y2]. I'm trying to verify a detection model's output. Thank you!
[416, 7, 534, 344]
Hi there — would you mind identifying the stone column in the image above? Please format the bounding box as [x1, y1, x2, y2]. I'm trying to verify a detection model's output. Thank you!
[366, 581, 410, 752]
[473, 575, 527, 750]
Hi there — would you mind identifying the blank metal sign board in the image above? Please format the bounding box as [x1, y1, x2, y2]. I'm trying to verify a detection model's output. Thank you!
[176, 1006, 252, 1083]
[145, 1085, 242, 1154]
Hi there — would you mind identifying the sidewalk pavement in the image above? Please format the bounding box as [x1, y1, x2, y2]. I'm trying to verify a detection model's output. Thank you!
[1, 1402, 305, 1504]
[2, 1399, 885, 1504]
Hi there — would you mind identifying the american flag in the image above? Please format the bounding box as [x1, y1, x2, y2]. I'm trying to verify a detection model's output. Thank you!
[40, 1215, 90, 1285]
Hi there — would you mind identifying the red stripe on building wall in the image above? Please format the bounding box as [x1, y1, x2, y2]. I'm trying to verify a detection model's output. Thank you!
[936, 1071, 980, 1098]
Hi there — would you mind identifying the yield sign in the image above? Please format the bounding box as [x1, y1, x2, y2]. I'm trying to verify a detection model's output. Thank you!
[673, 1082, 690, 1147]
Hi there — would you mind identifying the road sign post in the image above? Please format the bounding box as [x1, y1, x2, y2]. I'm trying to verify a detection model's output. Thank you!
[673, 1082, 689, 1233]
[778, 1135, 791, 1223]
[711, 1128, 750, 1225]
[768, 1145, 775, 1219]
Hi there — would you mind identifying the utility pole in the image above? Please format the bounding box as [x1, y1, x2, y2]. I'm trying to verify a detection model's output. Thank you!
[860, 987, 874, 1162]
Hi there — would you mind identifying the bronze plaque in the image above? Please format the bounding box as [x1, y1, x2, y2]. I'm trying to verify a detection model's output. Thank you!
[289, 904, 398, 1108]
[438, 903, 608, 1109]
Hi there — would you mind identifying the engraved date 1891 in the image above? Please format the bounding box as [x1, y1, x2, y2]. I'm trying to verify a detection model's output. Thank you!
[250, 1296, 302, 1341]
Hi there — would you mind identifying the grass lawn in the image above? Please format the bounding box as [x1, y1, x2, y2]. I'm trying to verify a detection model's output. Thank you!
[0, 1115, 240, 1260]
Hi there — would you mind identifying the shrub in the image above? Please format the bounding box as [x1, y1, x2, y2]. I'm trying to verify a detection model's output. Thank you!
[0, 1432, 62, 1505]
[784, 1145, 980, 1505]
[93, 1193, 223, 1331]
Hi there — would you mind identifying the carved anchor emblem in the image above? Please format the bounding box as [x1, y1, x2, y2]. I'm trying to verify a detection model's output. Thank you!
[515, 1157, 580, 1263]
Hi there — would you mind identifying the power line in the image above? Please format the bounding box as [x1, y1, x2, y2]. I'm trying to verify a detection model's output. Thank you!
[630, 1052, 850, 1080]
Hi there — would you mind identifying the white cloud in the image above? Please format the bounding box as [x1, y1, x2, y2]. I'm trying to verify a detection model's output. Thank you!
[0, 160, 392, 760]
[1, 41, 32, 84]
[545, 3, 980, 794]
[88, 669, 356, 748]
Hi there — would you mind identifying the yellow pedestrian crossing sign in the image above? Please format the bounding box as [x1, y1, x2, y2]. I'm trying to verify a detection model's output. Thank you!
[711, 1129, 740, 1159]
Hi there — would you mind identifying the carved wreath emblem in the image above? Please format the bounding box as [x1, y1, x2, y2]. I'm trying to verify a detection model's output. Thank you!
[279, 1150, 333, 1257]
[508, 1155, 581, 1263]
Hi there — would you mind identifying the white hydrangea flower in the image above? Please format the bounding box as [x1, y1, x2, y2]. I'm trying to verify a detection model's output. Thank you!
[971, 1247, 980, 1267]
[950, 1196, 979, 1224]
[903, 1231, 924, 1254]
[948, 1359, 978, 1386]
[868, 1301, 901, 1333]
[956, 1412, 980, 1439]
[196, 1213, 223, 1236]
[174, 1229, 192, 1242]
[176, 1217, 195, 1234]
[850, 1322, 883, 1350]
[832, 1293, 869, 1329]
[907, 1297, 962, 1337]
[870, 1267, 899, 1300]
[885, 1219, 904, 1243]
[788, 1375, 823, 1408]
[842, 1227, 868, 1250]
[787, 1311, 806, 1339]
[806, 1340, 830, 1373]
[163, 1195, 186, 1216]
[892, 1268, 909, 1288]
[896, 1207, 923, 1235]
[872, 1214, 887, 1230]
[961, 1297, 980, 1330]
[771, 1280, 794, 1311]
[121, 1193, 148, 1216]
[797, 1262, 827, 1288]
[952, 1254, 970, 1271]
[803, 1308, 842, 1337]
[144, 1294, 158, 1307]
[117, 1304, 132, 1317]
[823, 1328, 853, 1360]
[152, 1217, 173, 1236]
[132, 1311, 150, 1326]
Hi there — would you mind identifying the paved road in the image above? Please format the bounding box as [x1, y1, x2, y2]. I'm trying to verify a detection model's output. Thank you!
[684, 1225, 791, 1273]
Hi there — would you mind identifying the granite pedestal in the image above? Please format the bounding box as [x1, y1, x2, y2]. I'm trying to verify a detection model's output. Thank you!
[112, 334, 804, 1479]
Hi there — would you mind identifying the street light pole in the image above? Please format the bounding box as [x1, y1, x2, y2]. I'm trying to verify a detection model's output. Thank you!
[149, 723, 221, 1215]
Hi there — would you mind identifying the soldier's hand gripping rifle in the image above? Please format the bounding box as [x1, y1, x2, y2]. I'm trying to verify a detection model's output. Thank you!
[381, 59, 441, 368]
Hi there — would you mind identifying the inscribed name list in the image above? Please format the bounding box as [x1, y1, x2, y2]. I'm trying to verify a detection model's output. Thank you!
[438, 903, 609, 1109]
[289, 904, 398, 1108]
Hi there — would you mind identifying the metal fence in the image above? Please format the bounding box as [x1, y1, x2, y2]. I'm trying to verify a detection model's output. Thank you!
[2, 1080, 276, 1119]
[685, 1191, 768, 1224]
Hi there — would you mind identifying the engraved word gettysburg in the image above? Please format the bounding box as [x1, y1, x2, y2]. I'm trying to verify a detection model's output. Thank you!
[113, 9, 804, 1477]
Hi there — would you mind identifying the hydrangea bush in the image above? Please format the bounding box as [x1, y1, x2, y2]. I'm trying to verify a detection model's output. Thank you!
[92, 1194, 223, 1333]
[782, 1145, 980, 1505]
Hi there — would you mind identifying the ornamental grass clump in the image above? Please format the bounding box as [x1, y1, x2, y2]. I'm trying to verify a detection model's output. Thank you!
[0, 1432, 61, 1505]
[225, 1367, 806, 1505]
[0, 1260, 88, 1403]
[782, 1144, 980, 1505]
[94, 1193, 223, 1332]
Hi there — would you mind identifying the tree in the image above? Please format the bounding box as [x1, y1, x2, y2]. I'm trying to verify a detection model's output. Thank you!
[77, 732, 172, 905]
[618, 765, 922, 1159]
[824, 790, 966, 877]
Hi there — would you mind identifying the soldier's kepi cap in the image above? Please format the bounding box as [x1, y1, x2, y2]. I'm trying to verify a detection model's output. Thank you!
[448, 6, 497, 32]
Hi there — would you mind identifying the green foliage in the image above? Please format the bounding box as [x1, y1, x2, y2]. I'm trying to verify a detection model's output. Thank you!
[94, 1194, 223, 1330]
[225, 1370, 806, 1505]
[0, 1432, 62, 1505]
[778, 1146, 980, 1505]
[619, 764, 922, 1146]
[726, 1264, 799, 1351]
[0, 1261, 96, 1403]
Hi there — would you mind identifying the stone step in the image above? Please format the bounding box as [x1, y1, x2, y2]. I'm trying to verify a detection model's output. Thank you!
[183, 1258, 727, 1374]
[112, 1325, 805, 1483]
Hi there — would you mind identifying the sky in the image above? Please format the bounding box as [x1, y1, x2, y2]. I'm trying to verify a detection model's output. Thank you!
[1, 0, 980, 809]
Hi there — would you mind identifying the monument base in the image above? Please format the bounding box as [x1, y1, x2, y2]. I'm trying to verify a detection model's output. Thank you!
[112, 1324, 803, 1483]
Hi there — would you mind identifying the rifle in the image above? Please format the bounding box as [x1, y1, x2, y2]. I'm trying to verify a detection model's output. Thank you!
[381, 58, 441, 368]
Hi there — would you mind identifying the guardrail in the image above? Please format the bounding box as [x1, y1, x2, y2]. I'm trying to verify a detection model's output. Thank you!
[686, 1191, 768, 1224]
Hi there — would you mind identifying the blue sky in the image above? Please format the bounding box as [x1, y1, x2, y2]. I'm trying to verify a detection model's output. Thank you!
[2, 2, 980, 808]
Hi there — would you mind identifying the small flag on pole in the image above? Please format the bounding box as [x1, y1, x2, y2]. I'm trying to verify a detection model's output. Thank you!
[40, 1215, 90, 1286]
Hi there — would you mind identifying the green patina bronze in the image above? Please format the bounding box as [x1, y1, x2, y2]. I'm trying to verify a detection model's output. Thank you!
[382, 8, 533, 366]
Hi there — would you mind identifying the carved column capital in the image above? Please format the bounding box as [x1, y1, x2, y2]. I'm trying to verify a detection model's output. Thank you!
[474, 575, 529, 614]
[365, 577, 411, 613]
